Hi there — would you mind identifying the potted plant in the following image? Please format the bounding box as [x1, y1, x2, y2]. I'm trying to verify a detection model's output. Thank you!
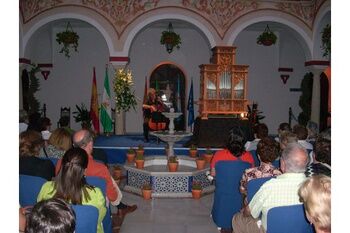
[195, 156, 206, 170]
[191, 181, 202, 199]
[56, 22, 79, 58]
[168, 156, 179, 172]
[203, 147, 214, 163]
[321, 24, 331, 57]
[257, 25, 277, 46]
[160, 23, 181, 53]
[126, 147, 136, 163]
[135, 153, 145, 169]
[113, 165, 123, 179]
[73, 103, 91, 129]
[189, 144, 197, 158]
[142, 183, 152, 200]
[136, 144, 145, 156]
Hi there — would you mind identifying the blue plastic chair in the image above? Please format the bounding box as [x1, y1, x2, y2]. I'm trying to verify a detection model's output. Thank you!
[247, 177, 274, 202]
[249, 150, 260, 167]
[19, 175, 46, 207]
[86, 176, 112, 233]
[211, 160, 251, 229]
[267, 204, 315, 233]
[271, 159, 280, 168]
[72, 204, 99, 233]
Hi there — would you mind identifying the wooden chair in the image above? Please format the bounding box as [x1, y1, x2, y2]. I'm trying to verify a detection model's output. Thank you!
[57, 107, 71, 128]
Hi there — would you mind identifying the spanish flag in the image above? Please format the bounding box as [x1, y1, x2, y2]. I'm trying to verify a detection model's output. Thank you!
[90, 67, 100, 134]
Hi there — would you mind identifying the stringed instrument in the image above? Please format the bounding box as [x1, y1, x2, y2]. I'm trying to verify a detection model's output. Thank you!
[145, 103, 167, 131]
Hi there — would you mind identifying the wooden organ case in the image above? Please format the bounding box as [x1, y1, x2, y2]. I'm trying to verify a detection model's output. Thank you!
[199, 46, 249, 119]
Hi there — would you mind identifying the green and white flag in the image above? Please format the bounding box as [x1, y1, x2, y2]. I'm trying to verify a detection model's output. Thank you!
[100, 67, 113, 133]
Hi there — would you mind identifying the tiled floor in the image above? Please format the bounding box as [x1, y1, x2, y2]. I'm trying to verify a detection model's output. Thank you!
[116, 191, 219, 233]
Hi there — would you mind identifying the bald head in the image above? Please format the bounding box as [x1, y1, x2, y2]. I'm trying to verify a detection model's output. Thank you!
[72, 130, 93, 155]
[281, 142, 309, 173]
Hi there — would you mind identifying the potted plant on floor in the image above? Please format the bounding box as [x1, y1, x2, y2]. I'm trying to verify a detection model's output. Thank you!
[142, 183, 152, 200]
[189, 144, 197, 158]
[113, 165, 123, 180]
[168, 156, 179, 172]
[203, 147, 214, 163]
[73, 103, 92, 129]
[135, 152, 145, 169]
[126, 147, 136, 163]
[195, 156, 206, 170]
[136, 144, 145, 156]
[191, 181, 202, 199]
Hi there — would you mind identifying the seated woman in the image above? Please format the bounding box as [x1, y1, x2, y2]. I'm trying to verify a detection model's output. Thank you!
[244, 123, 269, 151]
[298, 175, 331, 233]
[39, 128, 72, 159]
[210, 126, 254, 177]
[37, 147, 106, 233]
[239, 137, 282, 205]
[19, 130, 55, 180]
[274, 122, 291, 142]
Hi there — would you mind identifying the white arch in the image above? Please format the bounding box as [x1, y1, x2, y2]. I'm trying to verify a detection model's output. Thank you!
[227, 15, 313, 59]
[22, 12, 115, 56]
[120, 13, 217, 57]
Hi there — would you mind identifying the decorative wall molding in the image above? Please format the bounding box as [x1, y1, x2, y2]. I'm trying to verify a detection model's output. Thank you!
[20, 0, 328, 38]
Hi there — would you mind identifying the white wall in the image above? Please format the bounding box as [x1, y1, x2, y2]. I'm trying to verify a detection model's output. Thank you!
[235, 30, 308, 133]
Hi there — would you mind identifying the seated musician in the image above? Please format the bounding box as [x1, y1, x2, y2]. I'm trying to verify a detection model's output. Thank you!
[142, 88, 167, 142]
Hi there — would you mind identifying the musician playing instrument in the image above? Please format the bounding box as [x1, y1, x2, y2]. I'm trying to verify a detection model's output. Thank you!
[142, 88, 166, 142]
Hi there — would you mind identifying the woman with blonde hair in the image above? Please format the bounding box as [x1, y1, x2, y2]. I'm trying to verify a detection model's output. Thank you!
[39, 128, 72, 159]
[298, 175, 331, 233]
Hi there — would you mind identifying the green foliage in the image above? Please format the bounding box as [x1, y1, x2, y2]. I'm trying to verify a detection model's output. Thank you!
[189, 144, 197, 150]
[113, 69, 138, 112]
[298, 72, 313, 126]
[205, 147, 213, 155]
[127, 147, 135, 154]
[143, 183, 152, 190]
[257, 27, 277, 45]
[27, 64, 41, 114]
[135, 153, 144, 160]
[73, 103, 91, 128]
[160, 31, 181, 49]
[321, 24, 331, 57]
[168, 156, 178, 163]
[192, 181, 202, 190]
[138, 144, 144, 150]
[56, 23, 79, 58]
[247, 103, 265, 127]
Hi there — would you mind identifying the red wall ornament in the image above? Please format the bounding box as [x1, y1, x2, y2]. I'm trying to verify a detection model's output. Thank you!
[41, 70, 50, 80]
[280, 74, 289, 84]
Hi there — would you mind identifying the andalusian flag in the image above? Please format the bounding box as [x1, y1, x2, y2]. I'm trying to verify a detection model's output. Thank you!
[100, 67, 113, 133]
[90, 67, 100, 134]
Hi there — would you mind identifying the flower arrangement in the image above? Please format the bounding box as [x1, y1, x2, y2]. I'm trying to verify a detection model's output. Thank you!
[192, 181, 202, 190]
[321, 24, 331, 57]
[113, 68, 138, 112]
[257, 25, 277, 46]
[56, 22, 79, 58]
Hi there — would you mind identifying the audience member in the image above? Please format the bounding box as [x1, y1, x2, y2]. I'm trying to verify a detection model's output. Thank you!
[306, 121, 318, 146]
[274, 122, 291, 142]
[40, 117, 52, 141]
[298, 175, 331, 233]
[210, 126, 254, 177]
[279, 131, 298, 151]
[59, 116, 74, 135]
[38, 148, 106, 233]
[19, 130, 55, 180]
[39, 128, 72, 159]
[305, 130, 331, 177]
[293, 124, 313, 150]
[25, 198, 76, 233]
[245, 123, 269, 151]
[27, 112, 42, 132]
[239, 137, 282, 204]
[19, 109, 29, 134]
[232, 143, 309, 233]
[55, 129, 137, 217]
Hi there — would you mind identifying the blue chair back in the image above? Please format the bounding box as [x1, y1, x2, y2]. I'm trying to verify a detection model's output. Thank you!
[211, 160, 251, 229]
[247, 177, 274, 202]
[86, 176, 112, 233]
[19, 175, 46, 207]
[47, 157, 59, 166]
[267, 204, 315, 233]
[249, 150, 260, 167]
[271, 159, 280, 168]
[72, 205, 99, 233]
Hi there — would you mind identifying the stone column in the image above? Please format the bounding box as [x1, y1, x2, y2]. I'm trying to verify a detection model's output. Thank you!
[305, 61, 330, 129]
[110, 56, 129, 135]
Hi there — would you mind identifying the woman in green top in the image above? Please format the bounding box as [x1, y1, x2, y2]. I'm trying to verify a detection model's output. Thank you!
[37, 147, 106, 233]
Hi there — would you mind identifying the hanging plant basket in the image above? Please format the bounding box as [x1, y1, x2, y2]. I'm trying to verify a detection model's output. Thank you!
[160, 23, 181, 53]
[257, 25, 277, 46]
[56, 22, 79, 58]
[321, 24, 331, 57]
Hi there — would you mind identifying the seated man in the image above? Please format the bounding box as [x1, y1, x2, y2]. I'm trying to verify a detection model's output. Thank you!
[232, 142, 309, 233]
[56, 129, 137, 217]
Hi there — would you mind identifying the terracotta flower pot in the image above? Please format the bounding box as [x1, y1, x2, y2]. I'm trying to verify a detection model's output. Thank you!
[192, 189, 202, 199]
[196, 159, 206, 170]
[135, 159, 145, 169]
[113, 167, 123, 179]
[126, 153, 135, 163]
[189, 149, 197, 158]
[136, 149, 144, 156]
[203, 154, 213, 163]
[168, 162, 178, 172]
[142, 189, 152, 200]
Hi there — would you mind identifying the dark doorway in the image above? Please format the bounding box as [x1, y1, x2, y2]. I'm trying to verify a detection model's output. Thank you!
[319, 72, 329, 132]
[150, 64, 186, 130]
